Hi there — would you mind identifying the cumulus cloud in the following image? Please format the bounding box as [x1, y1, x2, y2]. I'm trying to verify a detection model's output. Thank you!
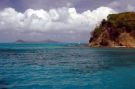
[127, 5, 135, 11]
[108, 0, 135, 12]
[0, 7, 116, 43]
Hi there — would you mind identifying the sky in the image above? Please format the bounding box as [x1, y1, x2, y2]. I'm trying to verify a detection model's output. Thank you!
[0, 0, 135, 43]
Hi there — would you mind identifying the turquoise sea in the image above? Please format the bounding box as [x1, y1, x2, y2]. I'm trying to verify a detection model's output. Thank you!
[0, 43, 135, 89]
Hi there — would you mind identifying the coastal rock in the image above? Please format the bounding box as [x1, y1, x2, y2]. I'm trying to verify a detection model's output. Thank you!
[89, 12, 135, 48]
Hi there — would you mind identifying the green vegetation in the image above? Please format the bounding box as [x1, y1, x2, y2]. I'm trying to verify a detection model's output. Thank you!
[90, 12, 135, 47]
[107, 12, 135, 29]
[93, 27, 102, 37]
[92, 12, 135, 38]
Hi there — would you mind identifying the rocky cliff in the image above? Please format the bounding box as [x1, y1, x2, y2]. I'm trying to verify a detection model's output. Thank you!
[89, 12, 135, 48]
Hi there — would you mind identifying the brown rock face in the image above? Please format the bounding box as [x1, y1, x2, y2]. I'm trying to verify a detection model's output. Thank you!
[89, 12, 135, 48]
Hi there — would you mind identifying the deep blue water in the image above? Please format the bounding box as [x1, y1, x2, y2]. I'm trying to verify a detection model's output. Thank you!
[0, 43, 135, 89]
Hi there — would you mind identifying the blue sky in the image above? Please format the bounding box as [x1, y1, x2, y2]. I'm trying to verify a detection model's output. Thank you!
[0, 0, 134, 43]
[0, 0, 135, 12]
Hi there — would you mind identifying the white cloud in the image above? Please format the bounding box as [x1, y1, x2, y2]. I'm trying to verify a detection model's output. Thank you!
[108, 0, 135, 12]
[127, 5, 135, 11]
[0, 7, 116, 42]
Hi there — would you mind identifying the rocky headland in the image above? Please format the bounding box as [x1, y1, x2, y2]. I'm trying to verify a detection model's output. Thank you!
[89, 12, 135, 48]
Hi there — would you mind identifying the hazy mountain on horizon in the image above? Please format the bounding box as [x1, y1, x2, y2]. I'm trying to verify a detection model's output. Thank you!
[16, 39, 61, 43]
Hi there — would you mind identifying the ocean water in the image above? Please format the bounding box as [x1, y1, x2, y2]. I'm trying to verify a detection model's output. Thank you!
[0, 43, 135, 89]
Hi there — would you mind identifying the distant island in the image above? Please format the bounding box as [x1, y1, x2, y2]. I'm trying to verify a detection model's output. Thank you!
[89, 12, 135, 48]
[16, 39, 61, 43]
